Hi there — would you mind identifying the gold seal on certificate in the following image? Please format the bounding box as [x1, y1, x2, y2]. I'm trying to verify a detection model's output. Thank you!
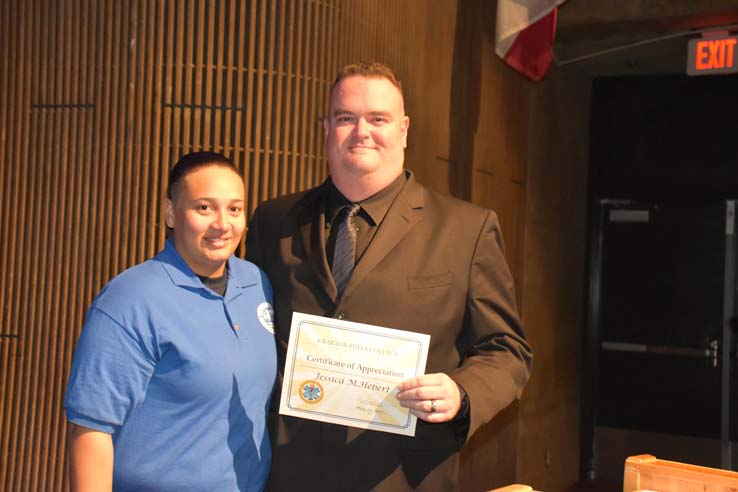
[279, 312, 430, 436]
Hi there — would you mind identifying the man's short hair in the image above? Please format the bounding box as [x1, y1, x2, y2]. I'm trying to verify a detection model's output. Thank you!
[167, 151, 238, 200]
[329, 61, 403, 97]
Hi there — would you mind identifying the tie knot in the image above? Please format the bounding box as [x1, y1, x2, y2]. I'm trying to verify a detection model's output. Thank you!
[344, 203, 360, 220]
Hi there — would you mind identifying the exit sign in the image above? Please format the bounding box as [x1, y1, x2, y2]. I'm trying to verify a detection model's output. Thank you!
[687, 35, 738, 75]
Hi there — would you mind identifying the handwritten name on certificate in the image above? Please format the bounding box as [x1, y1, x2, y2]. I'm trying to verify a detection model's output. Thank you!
[279, 312, 430, 436]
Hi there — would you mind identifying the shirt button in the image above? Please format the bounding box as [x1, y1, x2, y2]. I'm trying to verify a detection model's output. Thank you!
[334, 312, 345, 320]
[234, 324, 240, 331]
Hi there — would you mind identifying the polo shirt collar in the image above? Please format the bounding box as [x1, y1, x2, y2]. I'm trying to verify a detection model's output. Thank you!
[158, 239, 258, 292]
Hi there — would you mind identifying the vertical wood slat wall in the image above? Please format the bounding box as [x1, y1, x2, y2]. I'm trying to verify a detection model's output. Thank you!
[0, 1, 427, 489]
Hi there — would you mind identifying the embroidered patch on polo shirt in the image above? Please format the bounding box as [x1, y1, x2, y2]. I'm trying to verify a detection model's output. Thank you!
[257, 302, 275, 334]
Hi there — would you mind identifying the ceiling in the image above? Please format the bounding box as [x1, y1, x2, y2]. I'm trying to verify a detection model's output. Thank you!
[554, 0, 738, 77]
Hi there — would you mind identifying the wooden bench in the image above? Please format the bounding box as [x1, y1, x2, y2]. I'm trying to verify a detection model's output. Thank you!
[487, 484, 533, 492]
[624, 454, 738, 492]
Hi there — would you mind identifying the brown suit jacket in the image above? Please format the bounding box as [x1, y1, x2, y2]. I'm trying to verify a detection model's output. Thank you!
[246, 172, 532, 492]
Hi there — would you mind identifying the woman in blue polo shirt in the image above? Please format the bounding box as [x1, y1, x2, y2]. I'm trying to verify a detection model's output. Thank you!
[65, 152, 276, 492]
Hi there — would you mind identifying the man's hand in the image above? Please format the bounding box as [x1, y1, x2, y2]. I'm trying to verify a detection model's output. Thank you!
[396, 373, 461, 423]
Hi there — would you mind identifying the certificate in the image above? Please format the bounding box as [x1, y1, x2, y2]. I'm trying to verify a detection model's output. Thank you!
[279, 312, 430, 436]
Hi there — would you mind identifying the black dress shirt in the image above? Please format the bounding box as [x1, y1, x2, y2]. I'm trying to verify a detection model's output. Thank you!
[324, 172, 407, 269]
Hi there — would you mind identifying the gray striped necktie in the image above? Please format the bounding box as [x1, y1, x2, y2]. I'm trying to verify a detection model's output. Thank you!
[332, 203, 360, 296]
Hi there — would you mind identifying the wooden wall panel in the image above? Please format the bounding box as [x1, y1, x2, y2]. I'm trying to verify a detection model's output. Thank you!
[0, 1, 465, 490]
[471, 14, 530, 308]
[517, 66, 591, 492]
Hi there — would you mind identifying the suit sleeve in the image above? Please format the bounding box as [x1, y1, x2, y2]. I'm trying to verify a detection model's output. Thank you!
[449, 210, 533, 439]
[245, 205, 265, 269]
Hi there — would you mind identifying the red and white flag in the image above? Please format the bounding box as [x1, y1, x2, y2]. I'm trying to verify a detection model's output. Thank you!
[495, 0, 566, 81]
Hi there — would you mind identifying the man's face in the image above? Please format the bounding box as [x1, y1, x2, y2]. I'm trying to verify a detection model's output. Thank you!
[165, 165, 246, 278]
[324, 76, 409, 193]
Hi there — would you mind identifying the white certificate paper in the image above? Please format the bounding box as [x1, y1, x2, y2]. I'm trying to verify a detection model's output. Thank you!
[279, 312, 430, 436]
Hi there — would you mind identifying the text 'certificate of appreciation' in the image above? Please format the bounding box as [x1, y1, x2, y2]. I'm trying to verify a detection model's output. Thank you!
[279, 312, 430, 436]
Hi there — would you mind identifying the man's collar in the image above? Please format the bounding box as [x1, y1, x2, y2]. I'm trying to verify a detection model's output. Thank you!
[325, 171, 408, 225]
[325, 178, 351, 225]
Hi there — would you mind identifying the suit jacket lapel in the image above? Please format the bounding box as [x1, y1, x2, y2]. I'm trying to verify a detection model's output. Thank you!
[342, 174, 424, 298]
[295, 183, 339, 301]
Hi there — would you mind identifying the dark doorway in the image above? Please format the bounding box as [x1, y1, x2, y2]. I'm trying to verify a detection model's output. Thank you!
[585, 199, 736, 480]
[583, 73, 738, 480]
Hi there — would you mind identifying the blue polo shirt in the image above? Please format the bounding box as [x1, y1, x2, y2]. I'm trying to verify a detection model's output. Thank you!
[65, 240, 277, 492]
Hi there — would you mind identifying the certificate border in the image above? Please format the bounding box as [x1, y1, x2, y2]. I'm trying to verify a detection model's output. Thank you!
[284, 318, 426, 432]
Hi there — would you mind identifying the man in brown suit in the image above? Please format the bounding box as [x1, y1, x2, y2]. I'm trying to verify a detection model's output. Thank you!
[246, 61, 532, 492]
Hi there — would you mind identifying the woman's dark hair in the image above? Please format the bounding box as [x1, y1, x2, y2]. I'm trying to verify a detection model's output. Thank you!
[167, 151, 238, 200]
